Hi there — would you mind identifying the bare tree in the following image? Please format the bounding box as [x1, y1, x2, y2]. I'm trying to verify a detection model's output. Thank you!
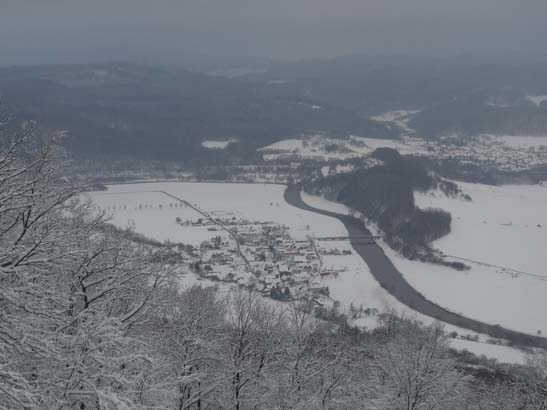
[368, 320, 469, 410]
[0, 106, 169, 409]
[269, 300, 352, 410]
[523, 350, 547, 410]
[0, 106, 76, 409]
[145, 285, 225, 410]
[217, 290, 281, 410]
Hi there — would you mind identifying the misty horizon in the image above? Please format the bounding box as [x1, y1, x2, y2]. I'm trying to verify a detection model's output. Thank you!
[2, 0, 547, 66]
[2, 1, 547, 407]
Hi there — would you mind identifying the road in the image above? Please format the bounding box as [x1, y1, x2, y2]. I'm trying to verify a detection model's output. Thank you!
[284, 184, 547, 349]
[158, 190, 252, 271]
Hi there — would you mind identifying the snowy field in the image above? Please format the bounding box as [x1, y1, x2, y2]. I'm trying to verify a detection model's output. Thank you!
[201, 139, 237, 149]
[84, 190, 220, 246]
[416, 182, 547, 276]
[526, 95, 547, 107]
[402, 182, 547, 337]
[450, 339, 527, 365]
[87, 182, 343, 242]
[369, 110, 419, 135]
[307, 182, 547, 344]
[258, 131, 546, 173]
[301, 192, 532, 363]
[258, 135, 427, 161]
[85, 182, 534, 363]
[495, 135, 547, 149]
[86, 183, 423, 321]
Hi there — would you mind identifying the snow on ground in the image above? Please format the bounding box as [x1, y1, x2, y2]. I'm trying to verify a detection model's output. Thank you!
[405, 182, 547, 337]
[526, 95, 547, 107]
[449, 339, 527, 365]
[319, 240, 403, 314]
[348, 136, 427, 156]
[386, 246, 547, 336]
[258, 137, 356, 161]
[259, 133, 546, 173]
[86, 183, 534, 362]
[301, 194, 483, 332]
[416, 182, 547, 277]
[176, 270, 290, 313]
[321, 164, 355, 177]
[86, 183, 423, 326]
[370, 110, 419, 123]
[302, 193, 541, 363]
[87, 182, 352, 243]
[495, 135, 547, 149]
[258, 135, 427, 161]
[201, 139, 237, 149]
[369, 110, 419, 135]
[84, 190, 218, 246]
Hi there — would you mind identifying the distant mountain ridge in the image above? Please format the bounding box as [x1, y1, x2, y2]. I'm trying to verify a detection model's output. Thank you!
[0, 63, 392, 162]
[236, 54, 547, 138]
[409, 99, 547, 138]
[3, 56, 547, 164]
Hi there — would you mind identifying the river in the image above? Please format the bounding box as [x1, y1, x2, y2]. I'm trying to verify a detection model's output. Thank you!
[284, 184, 547, 349]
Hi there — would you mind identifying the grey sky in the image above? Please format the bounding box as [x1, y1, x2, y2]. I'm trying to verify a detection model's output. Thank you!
[1, 0, 546, 65]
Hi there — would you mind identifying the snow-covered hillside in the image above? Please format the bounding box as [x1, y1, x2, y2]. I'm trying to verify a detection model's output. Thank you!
[258, 133, 547, 173]
[258, 134, 427, 161]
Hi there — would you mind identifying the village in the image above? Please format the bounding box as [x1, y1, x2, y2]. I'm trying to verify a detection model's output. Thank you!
[176, 213, 353, 304]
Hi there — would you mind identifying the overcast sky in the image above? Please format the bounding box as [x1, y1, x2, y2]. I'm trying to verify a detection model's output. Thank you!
[2, 0, 547, 66]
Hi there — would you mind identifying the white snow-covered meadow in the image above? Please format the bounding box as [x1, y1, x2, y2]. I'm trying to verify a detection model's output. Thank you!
[301, 192, 533, 363]
[403, 182, 547, 337]
[86, 183, 419, 320]
[526, 95, 547, 107]
[495, 135, 547, 150]
[201, 139, 237, 149]
[449, 339, 527, 365]
[85, 182, 537, 363]
[416, 182, 547, 276]
[258, 131, 546, 174]
[258, 135, 428, 161]
[361, 182, 547, 339]
[302, 182, 547, 329]
[87, 182, 342, 242]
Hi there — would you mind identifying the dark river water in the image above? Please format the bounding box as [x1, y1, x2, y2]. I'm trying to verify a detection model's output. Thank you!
[284, 184, 547, 348]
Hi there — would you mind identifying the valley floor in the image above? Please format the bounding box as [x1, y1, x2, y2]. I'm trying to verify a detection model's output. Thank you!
[303, 183, 547, 338]
[85, 181, 545, 364]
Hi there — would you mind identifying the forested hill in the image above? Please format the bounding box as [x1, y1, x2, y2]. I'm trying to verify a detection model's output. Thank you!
[3, 56, 547, 165]
[0, 63, 391, 162]
[409, 99, 547, 138]
[237, 54, 547, 138]
[238, 54, 547, 115]
[304, 148, 467, 268]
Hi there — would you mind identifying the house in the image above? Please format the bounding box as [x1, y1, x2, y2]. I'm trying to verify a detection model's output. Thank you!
[200, 240, 213, 250]
[279, 264, 290, 275]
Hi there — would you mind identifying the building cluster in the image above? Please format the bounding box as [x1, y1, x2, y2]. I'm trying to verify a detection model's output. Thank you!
[179, 216, 348, 302]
